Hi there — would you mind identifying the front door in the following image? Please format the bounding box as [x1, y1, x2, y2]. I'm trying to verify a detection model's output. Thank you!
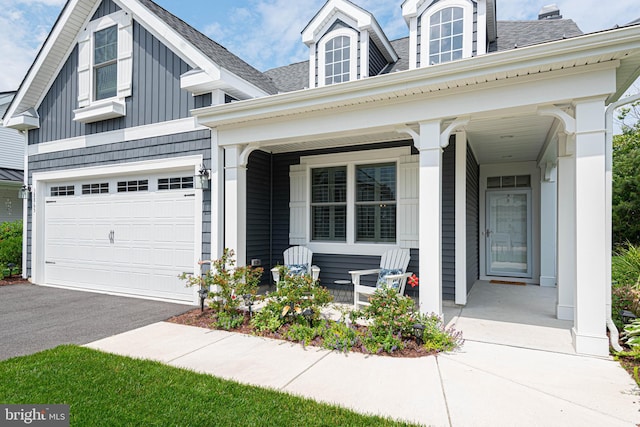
[486, 190, 532, 278]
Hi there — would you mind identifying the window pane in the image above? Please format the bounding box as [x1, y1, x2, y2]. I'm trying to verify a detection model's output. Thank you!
[442, 22, 452, 37]
[453, 20, 464, 35]
[312, 206, 346, 241]
[95, 63, 117, 100]
[452, 50, 463, 60]
[453, 7, 464, 20]
[430, 40, 440, 54]
[430, 11, 441, 25]
[442, 7, 452, 22]
[430, 54, 439, 65]
[453, 35, 463, 50]
[430, 25, 440, 39]
[325, 36, 350, 85]
[355, 163, 396, 243]
[94, 26, 117, 65]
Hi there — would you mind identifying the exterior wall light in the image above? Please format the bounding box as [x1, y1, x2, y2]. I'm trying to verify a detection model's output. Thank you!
[195, 165, 210, 190]
[17, 185, 32, 200]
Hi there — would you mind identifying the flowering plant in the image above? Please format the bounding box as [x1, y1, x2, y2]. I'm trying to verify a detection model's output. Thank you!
[408, 274, 419, 288]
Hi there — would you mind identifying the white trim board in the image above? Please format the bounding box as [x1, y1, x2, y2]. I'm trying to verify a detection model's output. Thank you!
[28, 117, 207, 156]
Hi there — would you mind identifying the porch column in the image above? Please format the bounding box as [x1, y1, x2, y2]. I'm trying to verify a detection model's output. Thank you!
[224, 145, 247, 266]
[572, 98, 608, 357]
[556, 133, 575, 320]
[539, 163, 557, 287]
[210, 130, 223, 260]
[416, 121, 443, 315]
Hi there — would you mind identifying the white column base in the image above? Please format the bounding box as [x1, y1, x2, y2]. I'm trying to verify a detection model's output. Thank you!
[539, 275, 556, 287]
[571, 327, 609, 357]
[557, 304, 574, 321]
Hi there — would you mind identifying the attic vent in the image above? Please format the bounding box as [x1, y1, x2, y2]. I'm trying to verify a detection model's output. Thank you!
[538, 4, 562, 20]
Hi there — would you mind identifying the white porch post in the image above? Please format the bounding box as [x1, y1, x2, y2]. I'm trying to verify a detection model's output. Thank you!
[417, 121, 443, 315]
[572, 98, 608, 357]
[224, 145, 247, 267]
[455, 132, 468, 305]
[556, 133, 576, 320]
[539, 163, 557, 287]
[210, 130, 223, 261]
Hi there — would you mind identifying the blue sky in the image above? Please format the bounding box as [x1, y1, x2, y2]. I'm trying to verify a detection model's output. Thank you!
[0, 0, 639, 91]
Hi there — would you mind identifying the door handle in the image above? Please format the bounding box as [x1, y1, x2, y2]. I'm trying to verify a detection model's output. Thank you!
[109, 230, 115, 244]
[486, 229, 492, 237]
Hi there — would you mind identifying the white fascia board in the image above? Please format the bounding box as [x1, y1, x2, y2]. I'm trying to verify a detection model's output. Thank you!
[302, 0, 372, 44]
[73, 99, 126, 123]
[5, 114, 39, 131]
[28, 117, 206, 156]
[195, 26, 640, 127]
[368, 18, 399, 63]
[4, 0, 93, 123]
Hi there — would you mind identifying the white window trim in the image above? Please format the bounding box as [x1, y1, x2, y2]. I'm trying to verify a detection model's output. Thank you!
[74, 10, 133, 123]
[317, 28, 359, 88]
[297, 147, 410, 256]
[419, 0, 474, 66]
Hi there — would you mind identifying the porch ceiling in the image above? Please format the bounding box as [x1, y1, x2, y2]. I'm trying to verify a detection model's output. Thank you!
[466, 115, 555, 164]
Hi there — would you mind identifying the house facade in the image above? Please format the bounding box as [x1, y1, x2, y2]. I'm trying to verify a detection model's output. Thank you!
[3, 0, 640, 356]
[0, 92, 25, 225]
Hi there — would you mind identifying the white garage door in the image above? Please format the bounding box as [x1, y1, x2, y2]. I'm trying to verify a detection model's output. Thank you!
[44, 177, 197, 302]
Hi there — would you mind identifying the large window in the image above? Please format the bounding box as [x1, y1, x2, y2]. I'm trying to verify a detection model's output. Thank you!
[310, 163, 397, 243]
[311, 167, 347, 241]
[428, 7, 464, 65]
[356, 163, 397, 242]
[94, 26, 118, 100]
[324, 36, 351, 85]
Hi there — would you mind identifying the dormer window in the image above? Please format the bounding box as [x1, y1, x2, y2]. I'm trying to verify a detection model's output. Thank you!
[318, 28, 358, 87]
[325, 36, 351, 84]
[94, 26, 118, 100]
[428, 7, 464, 65]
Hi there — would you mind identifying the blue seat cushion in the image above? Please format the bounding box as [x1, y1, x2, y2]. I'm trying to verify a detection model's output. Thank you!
[377, 268, 403, 289]
[286, 264, 308, 276]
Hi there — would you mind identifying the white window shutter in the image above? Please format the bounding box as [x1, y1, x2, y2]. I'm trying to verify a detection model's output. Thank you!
[398, 154, 419, 248]
[289, 164, 307, 245]
[117, 13, 133, 99]
[77, 31, 91, 108]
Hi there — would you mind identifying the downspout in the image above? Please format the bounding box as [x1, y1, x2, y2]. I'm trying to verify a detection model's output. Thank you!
[605, 93, 640, 352]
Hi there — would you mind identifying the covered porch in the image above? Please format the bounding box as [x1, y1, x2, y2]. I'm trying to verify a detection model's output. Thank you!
[193, 27, 640, 356]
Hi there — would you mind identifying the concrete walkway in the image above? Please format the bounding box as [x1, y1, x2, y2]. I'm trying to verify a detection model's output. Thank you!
[87, 319, 640, 426]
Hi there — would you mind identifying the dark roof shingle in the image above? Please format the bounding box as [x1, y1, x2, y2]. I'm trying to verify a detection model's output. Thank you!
[490, 19, 583, 52]
[137, 0, 278, 95]
[0, 168, 23, 183]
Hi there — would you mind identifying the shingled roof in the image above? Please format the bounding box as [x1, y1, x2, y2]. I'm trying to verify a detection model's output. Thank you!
[490, 19, 583, 51]
[265, 18, 583, 93]
[0, 168, 23, 183]
[137, 0, 279, 95]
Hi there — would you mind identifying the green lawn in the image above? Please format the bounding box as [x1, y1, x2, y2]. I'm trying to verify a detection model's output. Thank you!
[0, 346, 416, 426]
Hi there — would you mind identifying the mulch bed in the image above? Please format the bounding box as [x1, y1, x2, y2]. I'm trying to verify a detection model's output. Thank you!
[0, 276, 29, 286]
[168, 307, 438, 358]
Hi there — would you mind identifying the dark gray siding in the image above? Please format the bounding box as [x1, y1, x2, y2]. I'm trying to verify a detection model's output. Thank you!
[442, 138, 456, 301]
[250, 140, 442, 299]
[26, 130, 211, 276]
[466, 144, 480, 293]
[91, 0, 120, 21]
[246, 150, 272, 286]
[29, 21, 207, 145]
[369, 42, 387, 76]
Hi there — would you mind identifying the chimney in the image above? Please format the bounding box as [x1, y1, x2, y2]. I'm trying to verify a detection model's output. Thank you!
[538, 4, 562, 20]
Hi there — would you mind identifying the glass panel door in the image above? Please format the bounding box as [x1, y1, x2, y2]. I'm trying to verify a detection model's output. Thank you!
[486, 190, 531, 277]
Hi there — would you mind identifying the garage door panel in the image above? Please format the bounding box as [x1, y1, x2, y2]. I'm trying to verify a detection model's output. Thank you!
[45, 188, 197, 302]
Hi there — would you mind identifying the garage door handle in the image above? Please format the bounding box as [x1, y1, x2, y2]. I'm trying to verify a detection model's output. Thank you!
[109, 230, 115, 244]
[45, 261, 56, 265]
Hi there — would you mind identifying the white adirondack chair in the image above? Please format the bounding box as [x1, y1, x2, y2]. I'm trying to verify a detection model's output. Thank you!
[349, 248, 412, 309]
[271, 246, 320, 284]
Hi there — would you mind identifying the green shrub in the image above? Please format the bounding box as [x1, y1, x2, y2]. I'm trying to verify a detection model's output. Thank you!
[251, 270, 333, 333]
[179, 248, 263, 330]
[0, 220, 22, 271]
[420, 314, 463, 353]
[322, 320, 359, 353]
[612, 243, 640, 327]
[286, 321, 327, 347]
[623, 318, 640, 349]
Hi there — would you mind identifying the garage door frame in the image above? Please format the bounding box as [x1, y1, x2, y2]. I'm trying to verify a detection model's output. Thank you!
[31, 156, 204, 304]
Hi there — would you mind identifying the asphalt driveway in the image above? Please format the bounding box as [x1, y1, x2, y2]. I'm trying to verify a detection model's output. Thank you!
[0, 283, 193, 361]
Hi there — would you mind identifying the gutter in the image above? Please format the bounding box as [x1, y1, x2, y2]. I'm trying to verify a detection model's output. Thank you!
[605, 92, 640, 352]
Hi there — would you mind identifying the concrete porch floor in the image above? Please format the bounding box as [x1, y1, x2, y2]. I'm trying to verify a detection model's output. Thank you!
[444, 280, 575, 354]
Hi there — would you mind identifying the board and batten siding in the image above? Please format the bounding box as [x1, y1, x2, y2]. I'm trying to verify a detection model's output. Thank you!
[442, 139, 456, 301]
[92, 0, 120, 20]
[246, 150, 273, 285]
[25, 130, 211, 277]
[466, 143, 480, 292]
[28, 21, 211, 145]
